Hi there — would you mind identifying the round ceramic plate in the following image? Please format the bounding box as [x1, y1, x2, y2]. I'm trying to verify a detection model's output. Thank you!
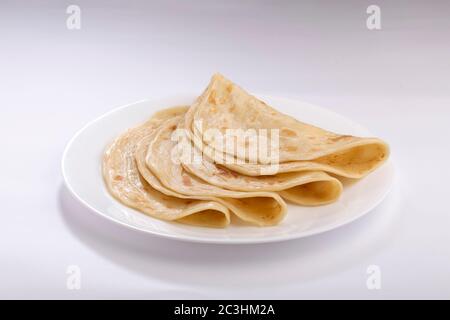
[62, 95, 394, 244]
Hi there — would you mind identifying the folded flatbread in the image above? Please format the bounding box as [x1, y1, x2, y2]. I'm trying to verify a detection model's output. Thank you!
[103, 74, 390, 229]
[143, 116, 287, 226]
[176, 129, 343, 206]
[184, 74, 389, 178]
[103, 107, 231, 228]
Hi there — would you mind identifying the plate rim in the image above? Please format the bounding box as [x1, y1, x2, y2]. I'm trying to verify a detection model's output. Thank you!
[61, 96, 394, 245]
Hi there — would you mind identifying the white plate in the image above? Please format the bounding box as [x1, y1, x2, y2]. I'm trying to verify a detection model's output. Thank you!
[62, 95, 394, 244]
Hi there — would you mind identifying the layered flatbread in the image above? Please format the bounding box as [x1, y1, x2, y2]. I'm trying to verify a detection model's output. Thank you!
[102, 74, 390, 228]
[143, 117, 287, 226]
[103, 107, 230, 228]
[184, 74, 389, 178]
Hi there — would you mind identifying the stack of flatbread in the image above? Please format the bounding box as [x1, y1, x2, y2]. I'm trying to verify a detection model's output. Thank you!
[103, 74, 389, 228]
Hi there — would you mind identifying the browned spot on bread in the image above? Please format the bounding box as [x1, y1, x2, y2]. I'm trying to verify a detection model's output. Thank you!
[208, 91, 217, 105]
[281, 128, 297, 137]
[217, 167, 239, 179]
[229, 170, 239, 178]
[328, 135, 352, 142]
[284, 145, 298, 152]
[114, 175, 124, 181]
[182, 175, 192, 186]
[217, 167, 230, 177]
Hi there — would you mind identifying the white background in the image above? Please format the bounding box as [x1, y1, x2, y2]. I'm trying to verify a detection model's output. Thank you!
[1, 0, 449, 299]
